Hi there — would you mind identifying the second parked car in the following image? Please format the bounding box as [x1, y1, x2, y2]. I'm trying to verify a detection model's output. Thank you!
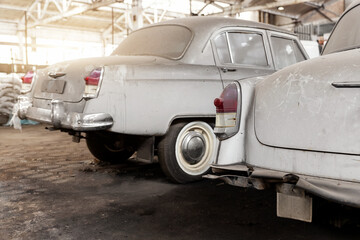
[207, 0, 360, 222]
[17, 17, 307, 183]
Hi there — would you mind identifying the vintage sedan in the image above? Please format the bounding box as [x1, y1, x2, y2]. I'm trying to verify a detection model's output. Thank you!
[207, 1, 360, 222]
[16, 17, 307, 183]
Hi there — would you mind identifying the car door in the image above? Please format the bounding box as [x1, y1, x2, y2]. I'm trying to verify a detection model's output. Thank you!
[211, 27, 275, 86]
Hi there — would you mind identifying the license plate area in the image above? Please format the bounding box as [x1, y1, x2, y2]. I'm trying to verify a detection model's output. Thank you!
[41, 80, 66, 94]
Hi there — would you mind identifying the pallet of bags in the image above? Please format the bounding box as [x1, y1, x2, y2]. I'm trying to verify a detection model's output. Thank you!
[0, 74, 21, 125]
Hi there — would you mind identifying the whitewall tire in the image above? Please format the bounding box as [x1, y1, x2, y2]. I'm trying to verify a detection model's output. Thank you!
[158, 121, 218, 183]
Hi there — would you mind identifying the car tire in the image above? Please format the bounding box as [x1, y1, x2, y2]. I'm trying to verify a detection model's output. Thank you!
[158, 121, 217, 183]
[86, 132, 134, 163]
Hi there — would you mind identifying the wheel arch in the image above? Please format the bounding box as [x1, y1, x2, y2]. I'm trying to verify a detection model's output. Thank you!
[155, 115, 216, 146]
[169, 115, 216, 131]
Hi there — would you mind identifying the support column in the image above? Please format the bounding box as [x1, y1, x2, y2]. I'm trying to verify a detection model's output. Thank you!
[24, 11, 28, 65]
[132, 0, 143, 30]
[17, 32, 24, 65]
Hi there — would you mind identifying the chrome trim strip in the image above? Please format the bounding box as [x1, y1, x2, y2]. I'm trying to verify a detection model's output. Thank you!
[332, 81, 360, 88]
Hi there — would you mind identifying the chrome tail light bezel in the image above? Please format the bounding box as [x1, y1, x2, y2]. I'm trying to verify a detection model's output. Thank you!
[214, 81, 242, 140]
[83, 67, 105, 99]
[21, 71, 36, 94]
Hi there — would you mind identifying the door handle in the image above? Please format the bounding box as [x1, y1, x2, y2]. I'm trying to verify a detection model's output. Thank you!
[332, 82, 360, 88]
[221, 67, 237, 73]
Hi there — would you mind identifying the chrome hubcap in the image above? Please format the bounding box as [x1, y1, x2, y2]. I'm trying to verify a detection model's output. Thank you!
[181, 131, 206, 165]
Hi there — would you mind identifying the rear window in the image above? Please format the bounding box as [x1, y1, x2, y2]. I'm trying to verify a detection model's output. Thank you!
[271, 36, 306, 69]
[111, 25, 192, 59]
[322, 5, 360, 54]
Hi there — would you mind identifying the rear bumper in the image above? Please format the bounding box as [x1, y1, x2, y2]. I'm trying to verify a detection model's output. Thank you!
[17, 96, 113, 131]
[205, 164, 360, 208]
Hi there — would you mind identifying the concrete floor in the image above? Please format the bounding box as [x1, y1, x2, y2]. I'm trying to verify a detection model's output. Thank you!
[0, 124, 360, 240]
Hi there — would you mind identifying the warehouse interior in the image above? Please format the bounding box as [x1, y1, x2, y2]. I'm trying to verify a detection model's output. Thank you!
[1, 0, 360, 239]
[0, 0, 350, 73]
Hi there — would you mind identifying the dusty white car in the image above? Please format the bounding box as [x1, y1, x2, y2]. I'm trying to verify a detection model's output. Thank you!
[207, 1, 360, 222]
[16, 17, 307, 183]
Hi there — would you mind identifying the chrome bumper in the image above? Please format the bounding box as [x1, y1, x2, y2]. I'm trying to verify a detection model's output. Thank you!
[17, 96, 113, 131]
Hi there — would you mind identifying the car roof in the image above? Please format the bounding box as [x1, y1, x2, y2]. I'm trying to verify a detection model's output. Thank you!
[322, 0, 360, 55]
[128, 17, 297, 64]
[149, 16, 295, 36]
[345, 0, 360, 11]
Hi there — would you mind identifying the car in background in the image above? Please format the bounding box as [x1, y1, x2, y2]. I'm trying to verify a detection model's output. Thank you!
[16, 17, 307, 183]
[207, 1, 360, 222]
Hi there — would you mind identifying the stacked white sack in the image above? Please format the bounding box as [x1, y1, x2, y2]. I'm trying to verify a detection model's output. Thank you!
[0, 74, 22, 124]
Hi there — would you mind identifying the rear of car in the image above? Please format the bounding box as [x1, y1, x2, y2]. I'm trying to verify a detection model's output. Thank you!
[207, 3, 360, 223]
[18, 59, 111, 131]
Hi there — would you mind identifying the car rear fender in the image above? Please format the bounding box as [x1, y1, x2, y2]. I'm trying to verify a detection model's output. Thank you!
[83, 65, 127, 132]
[215, 77, 263, 166]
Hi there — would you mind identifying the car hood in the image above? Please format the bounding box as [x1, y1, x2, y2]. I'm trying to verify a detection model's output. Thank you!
[254, 49, 360, 155]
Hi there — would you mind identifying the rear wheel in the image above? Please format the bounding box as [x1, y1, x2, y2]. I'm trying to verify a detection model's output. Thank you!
[86, 132, 134, 163]
[158, 121, 217, 183]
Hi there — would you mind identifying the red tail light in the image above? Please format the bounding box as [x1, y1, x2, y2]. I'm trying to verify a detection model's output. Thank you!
[21, 71, 35, 93]
[83, 67, 103, 98]
[214, 82, 241, 139]
[84, 68, 102, 86]
[214, 83, 238, 113]
[21, 71, 34, 84]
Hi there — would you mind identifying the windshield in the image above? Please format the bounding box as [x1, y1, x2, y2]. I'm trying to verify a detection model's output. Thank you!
[323, 5, 360, 54]
[111, 25, 193, 59]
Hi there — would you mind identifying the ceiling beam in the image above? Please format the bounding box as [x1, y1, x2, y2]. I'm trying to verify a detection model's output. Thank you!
[301, 0, 340, 23]
[0, 4, 114, 24]
[22, 0, 121, 29]
[241, 0, 316, 12]
[261, 9, 299, 19]
[0, 4, 28, 11]
[212, 0, 322, 15]
[314, 8, 334, 22]
[0, 19, 19, 24]
[18, 0, 42, 26]
[102, 13, 125, 37]
[101, 7, 186, 39]
[304, 1, 340, 17]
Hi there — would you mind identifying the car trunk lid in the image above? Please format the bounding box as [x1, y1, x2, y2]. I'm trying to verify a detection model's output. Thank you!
[33, 56, 158, 103]
[254, 50, 360, 155]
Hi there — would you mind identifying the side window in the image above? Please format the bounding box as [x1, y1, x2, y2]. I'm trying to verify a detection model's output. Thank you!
[271, 36, 306, 69]
[213, 31, 268, 67]
[228, 32, 268, 67]
[213, 33, 231, 64]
